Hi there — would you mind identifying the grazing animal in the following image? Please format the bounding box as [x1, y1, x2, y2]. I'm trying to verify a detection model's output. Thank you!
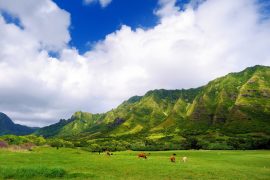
[182, 156, 187, 163]
[170, 156, 176, 162]
[138, 152, 147, 159]
[106, 151, 112, 156]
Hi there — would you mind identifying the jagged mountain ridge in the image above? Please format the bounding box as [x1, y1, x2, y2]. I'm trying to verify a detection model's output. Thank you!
[36, 65, 270, 139]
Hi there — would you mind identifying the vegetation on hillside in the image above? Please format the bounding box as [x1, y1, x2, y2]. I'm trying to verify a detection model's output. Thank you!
[31, 65, 270, 150]
[2, 65, 270, 151]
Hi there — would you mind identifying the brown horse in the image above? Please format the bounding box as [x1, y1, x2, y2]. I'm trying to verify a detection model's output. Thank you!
[170, 156, 176, 162]
[138, 152, 147, 159]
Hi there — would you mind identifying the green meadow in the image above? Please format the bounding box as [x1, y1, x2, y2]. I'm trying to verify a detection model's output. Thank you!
[0, 147, 269, 180]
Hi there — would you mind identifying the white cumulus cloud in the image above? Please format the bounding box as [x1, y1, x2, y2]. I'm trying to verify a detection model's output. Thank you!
[0, 0, 70, 51]
[0, 0, 270, 127]
[155, 0, 180, 17]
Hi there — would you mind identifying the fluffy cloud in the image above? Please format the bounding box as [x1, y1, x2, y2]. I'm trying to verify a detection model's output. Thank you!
[0, 0, 270, 127]
[84, 0, 112, 8]
[155, 0, 180, 17]
[0, 0, 70, 51]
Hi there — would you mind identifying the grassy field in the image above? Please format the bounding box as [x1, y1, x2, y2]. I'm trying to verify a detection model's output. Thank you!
[0, 147, 269, 180]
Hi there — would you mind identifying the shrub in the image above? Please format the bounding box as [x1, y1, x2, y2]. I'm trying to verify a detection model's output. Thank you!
[48, 139, 65, 149]
[88, 143, 101, 152]
[0, 135, 46, 146]
[63, 141, 74, 148]
[48, 138, 74, 149]
[226, 138, 257, 150]
[207, 143, 233, 150]
[20, 143, 35, 150]
[24, 135, 46, 146]
[181, 137, 202, 149]
[0, 141, 8, 148]
[1, 135, 26, 145]
[250, 138, 270, 149]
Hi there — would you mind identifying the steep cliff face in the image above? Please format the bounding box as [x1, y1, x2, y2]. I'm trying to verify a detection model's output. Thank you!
[187, 65, 270, 133]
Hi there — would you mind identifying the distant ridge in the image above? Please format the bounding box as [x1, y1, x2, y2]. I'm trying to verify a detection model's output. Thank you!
[0, 112, 38, 135]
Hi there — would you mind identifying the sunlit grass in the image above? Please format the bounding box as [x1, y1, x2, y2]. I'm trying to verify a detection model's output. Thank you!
[0, 147, 269, 179]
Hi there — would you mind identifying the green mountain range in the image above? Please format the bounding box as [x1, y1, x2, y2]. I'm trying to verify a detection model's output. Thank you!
[35, 65, 270, 147]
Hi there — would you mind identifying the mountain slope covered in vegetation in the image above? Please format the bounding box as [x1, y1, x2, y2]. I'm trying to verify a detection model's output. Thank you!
[35, 65, 270, 149]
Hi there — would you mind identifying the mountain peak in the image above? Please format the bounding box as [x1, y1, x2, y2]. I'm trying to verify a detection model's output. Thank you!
[125, 95, 142, 104]
[241, 65, 269, 74]
[0, 112, 14, 126]
[0, 112, 37, 136]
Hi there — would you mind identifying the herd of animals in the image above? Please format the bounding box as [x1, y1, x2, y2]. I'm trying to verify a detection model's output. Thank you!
[137, 152, 187, 163]
[105, 151, 188, 163]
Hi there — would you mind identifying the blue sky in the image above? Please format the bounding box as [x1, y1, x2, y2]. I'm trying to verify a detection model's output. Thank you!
[5, 0, 268, 54]
[52, 0, 270, 53]
[53, 0, 160, 53]
[53, 0, 194, 53]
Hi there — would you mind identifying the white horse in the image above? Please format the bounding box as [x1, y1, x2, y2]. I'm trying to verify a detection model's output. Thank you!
[182, 156, 187, 163]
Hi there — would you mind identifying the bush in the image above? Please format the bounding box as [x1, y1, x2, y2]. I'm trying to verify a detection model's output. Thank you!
[88, 143, 101, 152]
[224, 137, 268, 150]
[20, 143, 35, 150]
[48, 139, 64, 149]
[249, 138, 270, 149]
[207, 143, 233, 150]
[0, 135, 46, 146]
[73, 140, 88, 147]
[181, 137, 202, 149]
[63, 141, 74, 148]
[0, 141, 8, 148]
[48, 138, 74, 149]
[1, 135, 26, 145]
[25, 135, 46, 146]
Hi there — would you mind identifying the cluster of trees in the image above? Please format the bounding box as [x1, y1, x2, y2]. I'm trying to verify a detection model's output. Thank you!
[69, 136, 268, 152]
[0, 135, 46, 146]
[47, 138, 74, 149]
[0, 135, 74, 150]
[0, 135, 46, 150]
[180, 136, 270, 150]
[1, 133, 269, 152]
[81, 135, 270, 152]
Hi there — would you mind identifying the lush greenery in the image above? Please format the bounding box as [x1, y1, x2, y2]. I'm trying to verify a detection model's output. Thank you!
[1, 133, 269, 152]
[0, 147, 269, 179]
[33, 65, 270, 150]
[0, 65, 269, 179]
[0, 167, 66, 179]
[1, 65, 269, 150]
